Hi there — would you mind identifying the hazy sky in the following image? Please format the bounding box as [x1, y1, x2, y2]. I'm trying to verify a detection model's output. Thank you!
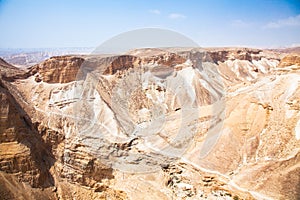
[0, 0, 300, 48]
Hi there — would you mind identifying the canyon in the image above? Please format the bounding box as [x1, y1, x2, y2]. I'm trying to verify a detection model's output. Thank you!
[0, 47, 299, 200]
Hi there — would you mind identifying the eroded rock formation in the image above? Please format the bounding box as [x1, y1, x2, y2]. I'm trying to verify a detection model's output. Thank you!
[0, 47, 299, 199]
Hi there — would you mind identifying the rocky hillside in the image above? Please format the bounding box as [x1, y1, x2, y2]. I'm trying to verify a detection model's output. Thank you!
[0, 47, 299, 200]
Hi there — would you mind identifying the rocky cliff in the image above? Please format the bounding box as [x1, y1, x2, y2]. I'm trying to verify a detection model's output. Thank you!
[0, 47, 299, 200]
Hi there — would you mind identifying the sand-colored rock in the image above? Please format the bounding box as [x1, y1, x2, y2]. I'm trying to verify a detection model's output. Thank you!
[0, 47, 299, 199]
[30, 55, 84, 83]
[278, 55, 300, 67]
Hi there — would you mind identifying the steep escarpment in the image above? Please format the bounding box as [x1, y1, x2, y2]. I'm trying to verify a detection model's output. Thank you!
[278, 55, 300, 67]
[0, 57, 24, 78]
[0, 47, 299, 200]
[29, 55, 84, 83]
[0, 58, 18, 71]
[0, 80, 57, 199]
[0, 60, 126, 199]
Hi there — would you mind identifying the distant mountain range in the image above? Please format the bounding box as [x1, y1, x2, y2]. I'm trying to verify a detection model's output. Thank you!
[0, 47, 93, 68]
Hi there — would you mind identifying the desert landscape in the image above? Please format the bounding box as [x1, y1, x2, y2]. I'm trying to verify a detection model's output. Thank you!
[1, 1, 300, 200]
[0, 46, 299, 199]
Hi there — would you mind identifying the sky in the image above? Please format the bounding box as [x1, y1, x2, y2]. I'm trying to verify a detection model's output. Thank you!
[0, 0, 300, 48]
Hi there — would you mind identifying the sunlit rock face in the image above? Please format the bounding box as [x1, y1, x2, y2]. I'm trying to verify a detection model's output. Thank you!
[29, 55, 85, 83]
[0, 47, 299, 200]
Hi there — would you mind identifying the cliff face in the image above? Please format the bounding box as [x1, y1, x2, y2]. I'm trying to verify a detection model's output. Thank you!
[30, 56, 85, 83]
[278, 55, 300, 67]
[0, 47, 299, 200]
[0, 79, 56, 199]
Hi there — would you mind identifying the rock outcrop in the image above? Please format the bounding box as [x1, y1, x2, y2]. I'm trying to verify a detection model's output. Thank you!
[30, 56, 84, 83]
[278, 55, 300, 67]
